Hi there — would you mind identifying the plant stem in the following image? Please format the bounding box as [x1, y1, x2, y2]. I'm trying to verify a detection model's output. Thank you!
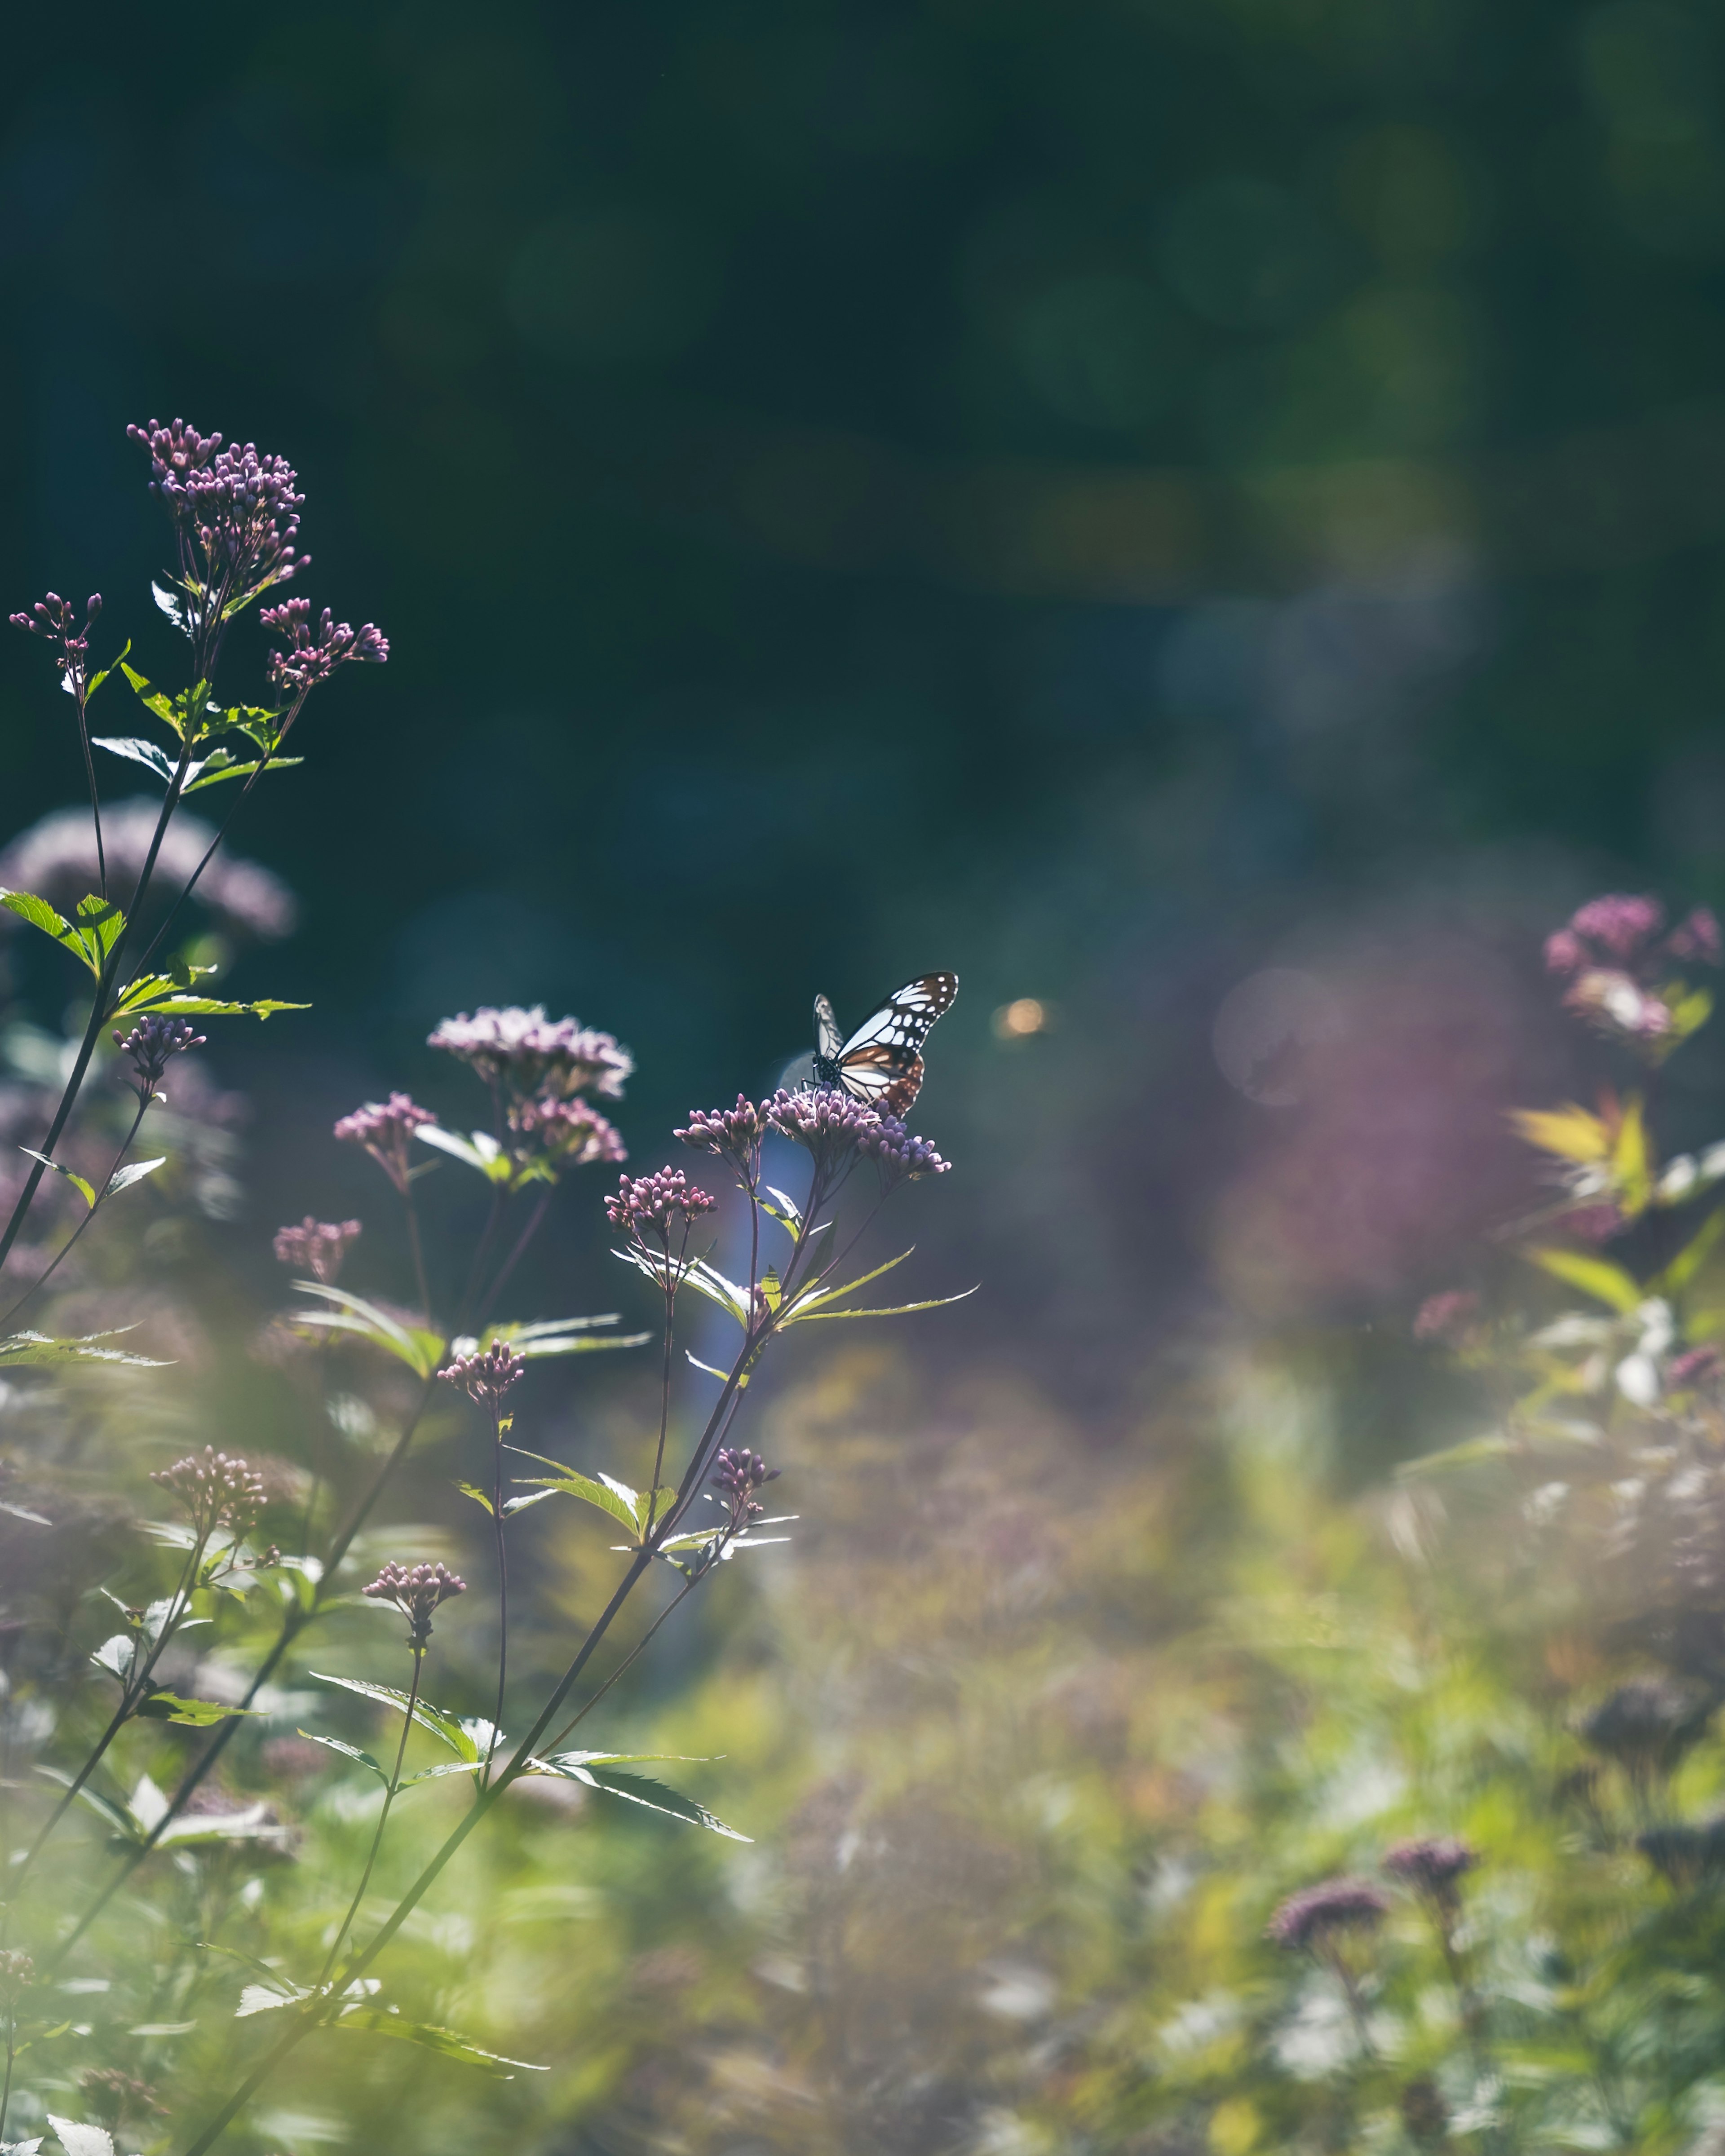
[483, 1413, 508, 1791]
[72, 672, 107, 901]
[316, 1645, 423, 1988]
[0, 2019, 14, 2147]
[0, 1096, 151, 1331]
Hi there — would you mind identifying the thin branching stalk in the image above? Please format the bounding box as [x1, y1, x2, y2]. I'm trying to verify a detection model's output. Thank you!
[483, 1402, 509, 1792]
[0, 1096, 152, 1331]
[316, 1644, 425, 1988]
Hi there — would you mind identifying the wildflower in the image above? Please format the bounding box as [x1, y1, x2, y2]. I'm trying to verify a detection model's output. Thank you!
[272, 1216, 362, 1284]
[606, 1167, 718, 1237]
[765, 1087, 951, 1187]
[1668, 1344, 1725, 1392]
[81, 2068, 166, 2131]
[113, 1013, 205, 1105]
[1384, 1836, 1478, 1908]
[261, 596, 389, 693]
[150, 1448, 267, 1536]
[1580, 1676, 1712, 1783]
[711, 1445, 780, 1531]
[508, 1094, 627, 1172]
[9, 589, 101, 688]
[128, 418, 306, 604]
[428, 1005, 632, 1100]
[362, 1559, 466, 1648]
[442, 1339, 526, 1409]
[1544, 892, 1721, 1054]
[676, 1094, 768, 1183]
[1266, 1876, 1389, 1953]
[1413, 1290, 1480, 1344]
[0, 800, 296, 940]
[334, 1091, 435, 1194]
[0, 1950, 32, 2006]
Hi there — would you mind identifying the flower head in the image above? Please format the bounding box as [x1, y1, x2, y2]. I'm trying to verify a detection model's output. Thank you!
[606, 1167, 718, 1238]
[112, 1013, 205, 1106]
[507, 1094, 627, 1174]
[442, 1339, 526, 1410]
[1383, 1836, 1478, 1904]
[1570, 893, 1666, 960]
[1669, 907, 1723, 965]
[334, 1092, 436, 1194]
[1669, 1343, 1725, 1393]
[1544, 893, 1722, 1056]
[262, 596, 389, 692]
[128, 418, 306, 606]
[272, 1216, 362, 1285]
[1581, 1676, 1712, 1780]
[428, 1006, 632, 1100]
[1, 800, 295, 941]
[1413, 1290, 1481, 1344]
[9, 589, 101, 690]
[81, 2068, 166, 2131]
[1266, 1877, 1389, 1953]
[676, 1095, 768, 1183]
[765, 1087, 951, 1188]
[362, 1559, 466, 1648]
[150, 1448, 267, 1536]
[710, 1445, 780, 1530]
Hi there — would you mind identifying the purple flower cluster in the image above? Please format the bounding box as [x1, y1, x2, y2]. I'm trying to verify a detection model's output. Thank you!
[128, 417, 306, 602]
[605, 1167, 718, 1238]
[1413, 1289, 1480, 1345]
[675, 1095, 768, 1184]
[80, 2069, 165, 2132]
[113, 1014, 205, 1105]
[507, 1093, 626, 1171]
[711, 1445, 779, 1530]
[1545, 893, 1722, 1051]
[1669, 1344, 1725, 1392]
[272, 1215, 362, 1285]
[428, 1006, 633, 1100]
[9, 590, 101, 688]
[150, 1447, 267, 1535]
[765, 1088, 950, 1186]
[1383, 1836, 1478, 1904]
[334, 1091, 436, 1194]
[362, 1559, 466, 1647]
[442, 1338, 526, 1409]
[1266, 1877, 1390, 1953]
[1581, 1676, 1710, 1777]
[2, 802, 296, 942]
[261, 596, 389, 694]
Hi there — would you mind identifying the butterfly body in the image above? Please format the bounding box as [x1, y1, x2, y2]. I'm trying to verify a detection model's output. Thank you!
[812, 972, 958, 1116]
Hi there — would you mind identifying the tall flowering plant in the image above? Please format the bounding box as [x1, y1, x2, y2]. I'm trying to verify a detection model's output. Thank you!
[0, 406, 968, 2156]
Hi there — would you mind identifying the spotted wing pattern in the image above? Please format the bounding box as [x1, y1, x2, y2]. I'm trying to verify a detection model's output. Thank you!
[811, 972, 958, 1115]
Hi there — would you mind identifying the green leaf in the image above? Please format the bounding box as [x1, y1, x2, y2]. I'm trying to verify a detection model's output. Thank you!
[449, 1313, 647, 1361]
[109, 972, 307, 1022]
[47, 2113, 115, 2156]
[134, 1691, 260, 1727]
[787, 1286, 980, 1324]
[82, 636, 130, 697]
[528, 1755, 751, 1840]
[236, 1981, 313, 2018]
[401, 1759, 486, 1786]
[416, 1124, 513, 1182]
[780, 1246, 916, 1319]
[612, 1244, 752, 1323]
[455, 1480, 495, 1515]
[310, 1674, 482, 1761]
[0, 1327, 168, 1369]
[120, 663, 213, 743]
[332, 2006, 546, 2076]
[509, 1466, 642, 1535]
[1526, 1246, 1644, 1314]
[182, 749, 303, 795]
[89, 1635, 137, 1683]
[19, 1151, 95, 1210]
[290, 1283, 442, 1378]
[0, 889, 123, 980]
[294, 1730, 387, 1782]
[1397, 1433, 1517, 1479]
[1655, 1206, 1725, 1298]
[92, 735, 177, 784]
[104, 1156, 166, 1199]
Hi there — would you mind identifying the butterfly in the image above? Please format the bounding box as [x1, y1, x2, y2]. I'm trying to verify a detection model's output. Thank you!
[812, 973, 959, 1117]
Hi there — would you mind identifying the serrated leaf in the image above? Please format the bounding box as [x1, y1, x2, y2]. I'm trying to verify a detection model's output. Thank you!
[509, 1466, 642, 1534]
[236, 1981, 312, 2018]
[19, 1151, 95, 1209]
[684, 1349, 741, 1386]
[92, 735, 177, 784]
[332, 2006, 546, 2075]
[109, 973, 306, 1022]
[416, 1125, 513, 1182]
[182, 752, 303, 795]
[46, 2116, 113, 2156]
[450, 1312, 649, 1361]
[89, 1635, 137, 1683]
[455, 1480, 495, 1514]
[105, 1156, 166, 1199]
[0, 1327, 168, 1369]
[294, 1729, 388, 1781]
[310, 1674, 479, 1759]
[0, 890, 112, 980]
[290, 1282, 441, 1378]
[787, 1286, 980, 1324]
[135, 1691, 260, 1727]
[781, 1246, 916, 1318]
[401, 1759, 486, 1786]
[529, 1757, 750, 1840]
[1526, 1247, 1644, 1315]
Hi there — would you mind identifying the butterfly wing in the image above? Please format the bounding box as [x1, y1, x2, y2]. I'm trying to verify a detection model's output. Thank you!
[813, 994, 844, 1066]
[834, 973, 958, 1112]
